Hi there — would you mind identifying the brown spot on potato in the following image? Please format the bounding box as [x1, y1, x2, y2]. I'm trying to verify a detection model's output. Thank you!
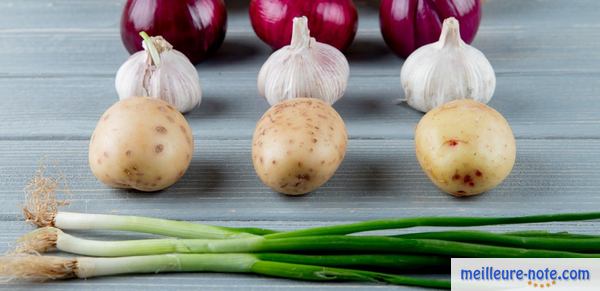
[166, 104, 175, 111]
[125, 150, 132, 157]
[123, 169, 132, 176]
[166, 116, 175, 123]
[297, 174, 310, 181]
[446, 139, 459, 147]
[178, 170, 184, 177]
[312, 138, 318, 143]
[155, 126, 167, 134]
[475, 170, 483, 177]
[298, 162, 303, 168]
[463, 175, 472, 183]
[280, 183, 288, 188]
[97, 158, 102, 165]
[179, 125, 187, 134]
[321, 160, 325, 165]
[469, 182, 475, 187]
[103, 152, 109, 158]
[457, 190, 466, 195]
[155, 144, 164, 153]
[452, 174, 461, 180]
[272, 160, 277, 165]
[158, 106, 167, 112]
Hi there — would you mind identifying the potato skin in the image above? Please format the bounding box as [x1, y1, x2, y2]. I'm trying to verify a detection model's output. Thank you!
[252, 98, 348, 195]
[89, 97, 194, 192]
[415, 100, 516, 196]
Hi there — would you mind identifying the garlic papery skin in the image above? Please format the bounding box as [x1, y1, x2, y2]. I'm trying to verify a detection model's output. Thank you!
[400, 17, 495, 113]
[257, 16, 349, 106]
[115, 33, 202, 113]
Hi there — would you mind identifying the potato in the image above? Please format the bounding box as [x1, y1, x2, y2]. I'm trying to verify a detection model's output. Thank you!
[89, 97, 194, 191]
[252, 98, 348, 195]
[414, 99, 516, 196]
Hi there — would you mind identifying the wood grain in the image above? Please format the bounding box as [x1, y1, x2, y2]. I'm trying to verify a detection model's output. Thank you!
[0, 0, 599, 290]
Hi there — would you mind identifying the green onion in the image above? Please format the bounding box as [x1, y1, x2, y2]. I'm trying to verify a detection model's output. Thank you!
[53, 212, 263, 239]
[0, 254, 450, 289]
[41, 228, 600, 258]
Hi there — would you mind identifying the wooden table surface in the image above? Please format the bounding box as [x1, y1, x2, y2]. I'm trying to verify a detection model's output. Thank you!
[1, 0, 599, 290]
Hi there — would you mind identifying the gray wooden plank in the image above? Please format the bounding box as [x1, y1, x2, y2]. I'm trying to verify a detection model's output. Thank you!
[1, 139, 599, 221]
[0, 73, 598, 140]
[1, 0, 600, 290]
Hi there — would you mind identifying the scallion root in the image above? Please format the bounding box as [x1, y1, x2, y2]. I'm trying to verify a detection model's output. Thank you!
[14, 227, 58, 254]
[22, 167, 69, 227]
[0, 254, 76, 282]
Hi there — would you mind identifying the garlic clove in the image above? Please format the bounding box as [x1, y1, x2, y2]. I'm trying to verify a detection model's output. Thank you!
[115, 33, 202, 113]
[257, 16, 349, 106]
[400, 17, 495, 113]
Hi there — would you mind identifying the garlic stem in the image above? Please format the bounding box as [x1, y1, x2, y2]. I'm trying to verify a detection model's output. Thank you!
[290, 16, 311, 49]
[139, 31, 161, 66]
[438, 17, 463, 49]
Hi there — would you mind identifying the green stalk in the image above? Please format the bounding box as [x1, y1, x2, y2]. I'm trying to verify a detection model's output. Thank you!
[254, 253, 449, 272]
[506, 230, 599, 239]
[251, 261, 450, 289]
[62, 254, 452, 288]
[54, 231, 600, 258]
[139, 31, 161, 66]
[265, 212, 600, 239]
[394, 230, 600, 252]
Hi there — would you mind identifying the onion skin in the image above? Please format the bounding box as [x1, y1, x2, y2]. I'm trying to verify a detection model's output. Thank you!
[250, 0, 358, 51]
[121, 0, 227, 64]
[380, 0, 481, 58]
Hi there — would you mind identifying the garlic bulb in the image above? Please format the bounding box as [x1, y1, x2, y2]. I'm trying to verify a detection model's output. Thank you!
[400, 17, 495, 113]
[257, 16, 349, 106]
[115, 32, 201, 113]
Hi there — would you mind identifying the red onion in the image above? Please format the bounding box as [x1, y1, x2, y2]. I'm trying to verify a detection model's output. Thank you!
[380, 0, 481, 58]
[249, 0, 358, 51]
[121, 0, 227, 64]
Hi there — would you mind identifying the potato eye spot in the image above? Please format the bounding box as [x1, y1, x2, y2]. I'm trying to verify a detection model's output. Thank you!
[155, 144, 164, 153]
